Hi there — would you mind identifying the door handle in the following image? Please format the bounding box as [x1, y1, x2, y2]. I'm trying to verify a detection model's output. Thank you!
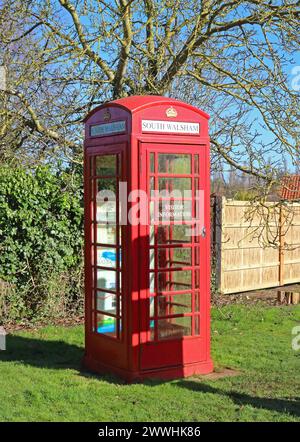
[201, 226, 206, 238]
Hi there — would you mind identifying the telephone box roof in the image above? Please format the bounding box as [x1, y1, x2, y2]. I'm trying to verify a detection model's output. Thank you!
[84, 95, 210, 122]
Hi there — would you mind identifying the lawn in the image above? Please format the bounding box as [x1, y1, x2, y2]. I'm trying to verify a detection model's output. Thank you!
[0, 304, 299, 422]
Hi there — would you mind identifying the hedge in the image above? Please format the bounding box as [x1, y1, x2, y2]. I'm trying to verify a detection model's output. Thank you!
[0, 164, 84, 324]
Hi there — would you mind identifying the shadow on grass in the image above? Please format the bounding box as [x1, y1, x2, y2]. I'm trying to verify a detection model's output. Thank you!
[2, 335, 299, 418]
[0, 334, 132, 385]
[0, 335, 84, 370]
[176, 380, 300, 418]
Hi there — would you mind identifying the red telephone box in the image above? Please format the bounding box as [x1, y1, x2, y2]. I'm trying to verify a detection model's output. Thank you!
[83, 95, 213, 380]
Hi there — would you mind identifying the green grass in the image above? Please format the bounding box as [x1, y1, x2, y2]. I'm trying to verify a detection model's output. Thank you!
[0, 304, 299, 422]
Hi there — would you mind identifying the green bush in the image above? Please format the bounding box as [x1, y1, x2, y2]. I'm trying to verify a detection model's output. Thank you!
[0, 164, 84, 324]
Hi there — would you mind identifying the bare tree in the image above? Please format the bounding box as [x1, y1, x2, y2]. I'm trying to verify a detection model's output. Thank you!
[0, 0, 299, 186]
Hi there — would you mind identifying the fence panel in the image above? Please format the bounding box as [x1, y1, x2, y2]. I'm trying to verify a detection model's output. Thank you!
[214, 197, 300, 294]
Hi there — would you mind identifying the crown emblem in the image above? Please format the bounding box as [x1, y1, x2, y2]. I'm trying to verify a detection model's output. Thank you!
[103, 109, 111, 121]
[166, 106, 177, 118]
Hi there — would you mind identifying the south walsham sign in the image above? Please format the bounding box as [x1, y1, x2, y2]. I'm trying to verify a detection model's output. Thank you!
[142, 119, 200, 134]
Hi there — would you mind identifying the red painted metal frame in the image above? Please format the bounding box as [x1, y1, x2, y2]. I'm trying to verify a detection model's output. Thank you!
[138, 143, 212, 374]
[83, 95, 213, 381]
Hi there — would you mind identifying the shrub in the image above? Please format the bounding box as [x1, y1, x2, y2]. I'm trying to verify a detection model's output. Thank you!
[0, 164, 84, 324]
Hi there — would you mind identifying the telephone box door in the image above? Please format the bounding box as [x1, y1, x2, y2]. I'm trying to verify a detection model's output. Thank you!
[85, 144, 128, 370]
[139, 143, 210, 371]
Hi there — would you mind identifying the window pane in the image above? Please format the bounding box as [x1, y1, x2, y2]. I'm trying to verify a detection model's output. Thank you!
[159, 201, 193, 221]
[91, 223, 95, 243]
[96, 155, 117, 176]
[149, 249, 155, 269]
[97, 269, 117, 291]
[158, 247, 192, 269]
[157, 225, 192, 244]
[195, 247, 200, 266]
[97, 247, 120, 268]
[149, 318, 155, 340]
[194, 315, 200, 335]
[194, 292, 200, 312]
[149, 200, 156, 223]
[154, 316, 192, 340]
[150, 226, 155, 245]
[96, 291, 117, 315]
[150, 176, 155, 192]
[158, 178, 191, 192]
[158, 154, 191, 174]
[194, 154, 199, 174]
[195, 270, 200, 288]
[96, 313, 117, 337]
[96, 224, 119, 245]
[158, 270, 192, 292]
[97, 202, 116, 223]
[150, 272, 155, 293]
[149, 296, 155, 317]
[97, 178, 117, 194]
[150, 153, 155, 173]
[97, 176, 117, 202]
[96, 179, 117, 223]
[157, 293, 192, 317]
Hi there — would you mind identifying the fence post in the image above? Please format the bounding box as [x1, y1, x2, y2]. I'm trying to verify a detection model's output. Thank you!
[215, 196, 224, 293]
[279, 205, 285, 286]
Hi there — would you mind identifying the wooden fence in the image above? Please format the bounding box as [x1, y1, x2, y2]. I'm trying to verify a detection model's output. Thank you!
[212, 197, 300, 294]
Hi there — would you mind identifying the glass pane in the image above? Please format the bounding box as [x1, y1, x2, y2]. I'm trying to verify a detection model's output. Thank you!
[150, 176, 155, 192]
[149, 200, 156, 223]
[158, 154, 191, 174]
[149, 249, 155, 269]
[97, 202, 116, 223]
[149, 296, 155, 317]
[195, 247, 200, 266]
[97, 269, 117, 292]
[157, 225, 192, 244]
[194, 154, 199, 174]
[158, 247, 192, 269]
[158, 178, 191, 192]
[156, 316, 192, 340]
[194, 224, 200, 243]
[97, 313, 117, 337]
[158, 270, 192, 292]
[157, 293, 192, 317]
[150, 226, 155, 245]
[195, 270, 200, 288]
[91, 223, 95, 243]
[96, 179, 117, 223]
[96, 155, 117, 176]
[195, 292, 200, 312]
[97, 224, 118, 245]
[97, 247, 120, 268]
[150, 153, 155, 173]
[194, 315, 200, 335]
[149, 318, 155, 340]
[150, 272, 155, 293]
[158, 200, 192, 221]
[96, 291, 117, 315]
[97, 178, 117, 194]
[91, 266, 95, 288]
